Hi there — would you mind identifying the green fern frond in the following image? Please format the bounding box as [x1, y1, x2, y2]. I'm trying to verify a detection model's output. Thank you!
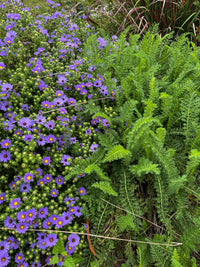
[129, 157, 160, 178]
[116, 214, 136, 232]
[102, 145, 131, 163]
[186, 149, 200, 178]
[84, 164, 110, 181]
[92, 181, 118, 196]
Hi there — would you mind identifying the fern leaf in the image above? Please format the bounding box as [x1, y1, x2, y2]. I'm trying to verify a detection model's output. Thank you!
[102, 145, 131, 163]
[116, 214, 136, 232]
[92, 181, 118, 196]
[129, 157, 160, 178]
[84, 164, 110, 181]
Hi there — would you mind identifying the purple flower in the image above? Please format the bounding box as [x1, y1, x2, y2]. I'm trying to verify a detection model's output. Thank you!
[65, 244, 76, 255]
[37, 178, 45, 186]
[90, 143, 99, 152]
[15, 252, 25, 263]
[94, 79, 102, 87]
[20, 183, 31, 193]
[46, 134, 56, 143]
[0, 62, 5, 70]
[74, 206, 83, 217]
[85, 129, 91, 135]
[50, 189, 59, 197]
[42, 218, 52, 229]
[102, 119, 110, 127]
[24, 134, 33, 143]
[36, 115, 46, 124]
[17, 211, 27, 222]
[24, 172, 34, 183]
[16, 222, 29, 233]
[61, 155, 72, 166]
[42, 156, 51, 165]
[26, 208, 37, 221]
[0, 192, 6, 204]
[35, 168, 43, 176]
[0, 241, 9, 254]
[78, 187, 86, 195]
[55, 217, 65, 228]
[0, 253, 10, 266]
[38, 240, 48, 250]
[36, 135, 46, 146]
[62, 212, 73, 225]
[77, 173, 85, 178]
[4, 216, 16, 228]
[63, 197, 75, 207]
[43, 173, 52, 183]
[46, 233, 58, 247]
[14, 129, 22, 136]
[21, 104, 29, 111]
[1, 83, 12, 92]
[10, 198, 22, 209]
[59, 107, 67, 114]
[45, 121, 55, 130]
[67, 97, 76, 105]
[68, 234, 80, 247]
[38, 207, 48, 219]
[18, 117, 32, 128]
[0, 150, 11, 162]
[42, 101, 50, 108]
[55, 176, 64, 185]
[57, 75, 67, 85]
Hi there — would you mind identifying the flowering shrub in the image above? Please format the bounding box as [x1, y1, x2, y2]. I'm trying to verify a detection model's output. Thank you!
[0, 1, 116, 266]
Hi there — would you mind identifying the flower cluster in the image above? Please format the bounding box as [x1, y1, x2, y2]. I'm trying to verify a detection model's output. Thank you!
[0, 0, 117, 265]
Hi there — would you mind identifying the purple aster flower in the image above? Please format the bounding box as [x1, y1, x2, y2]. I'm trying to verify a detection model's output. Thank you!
[42, 156, 51, 165]
[80, 89, 88, 95]
[61, 155, 72, 166]
[10, 198, 21, 210]
[70, 137, 77, 144]
[26, 208, 37, 221]
[46, 233, 58, 247]
[55, 176, 64, 185]
[43, 173, 52, 183]
[68, 234, 80, 247]
[54, 98, 64, 106]
[63, 197, 75, 207]
[0, 192, 6, 204]
[17, 261, 28, 267]
[55, 90, 64, 97]
[15, 252, 25, 263]
[0, 253, 10, 266]
[91, 118, 97, 125]
[16, 222, 28, 234]
[38, 239, 48, 250]
[20, 183, 31, 193]
[57, 75, 67, 85]
[18, 117, 32, 128]
[90, 143, 99, 152]
[78, 187, 86, 195]
[0, 62, 6, 70]
[65, 243, 76, 255]
[17, 211, 27, 222]
[36, 115, 46, 125]
[42, 218, 52, 229]
[50, 189, 59, 197]
[62, 212, 73, 225]
[102, 119, 110, 127]
[37, 178, 46, 186]
[36, 135, 46, 146]
[45, 121, 55, 130]
[24, 172, 34, 183]
[4, 216, 16, 228]
[38, 207, 48, 219]
[88, 66, 96, 72]
[35, 168, 43, 176]
[21, 104, 29, 111]
[94, 79, 102, 87]
[0, 241, 9, 254]
[85, 129, 91, 135]
[23, 134, 33, 143]
[59, 107, 67, 114]
[1, 83, 12, 92]
[67, 97, 76, 105]
[74, 206, 83, 217]
[0, 150, 11, 162]
[42, 101, 50, 108]
[14, 129, 22, 136]
[46, 134, 56, 143]
[55, 217, 65, 228]
[31, 261, 41, 267]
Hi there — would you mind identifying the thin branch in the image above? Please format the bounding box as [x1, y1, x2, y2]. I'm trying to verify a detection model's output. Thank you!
[0, 227, 182, 246]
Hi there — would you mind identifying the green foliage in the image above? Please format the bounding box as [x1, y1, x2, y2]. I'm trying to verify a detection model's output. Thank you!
[102, 145, 131, 163]
[92, 181, 118, 196]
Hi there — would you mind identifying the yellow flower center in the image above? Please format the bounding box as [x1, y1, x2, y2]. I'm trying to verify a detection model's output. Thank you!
[80, 190, 83, 194]
[14, 201, 18, 206]
[21, 215, 25, 219]
[49, 138, 53, 141]
[27, 176, 31, 180]
[20, 225, 24, 229]
[28, 213, 33, 217]
[0, 196, 4, 200]
[17, 256, 22, 260]
[0, 66, 3, 69]
[58, 221, 62, 225]
[44, 159, 48, 163]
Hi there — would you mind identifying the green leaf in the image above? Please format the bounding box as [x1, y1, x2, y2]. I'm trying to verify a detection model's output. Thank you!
[85, 164, 110, 181]
[52, 238, 65, 254]
[116, 214, 135, 232]
[103, 145, 131, 163]
[90, 260, 100, 267]
[129, 157, 160, 177]
[63, 256, 75, 267]
[73, 253, 83, 263]
[92, 181, 118, 196]
[49, 255, 59, 264]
